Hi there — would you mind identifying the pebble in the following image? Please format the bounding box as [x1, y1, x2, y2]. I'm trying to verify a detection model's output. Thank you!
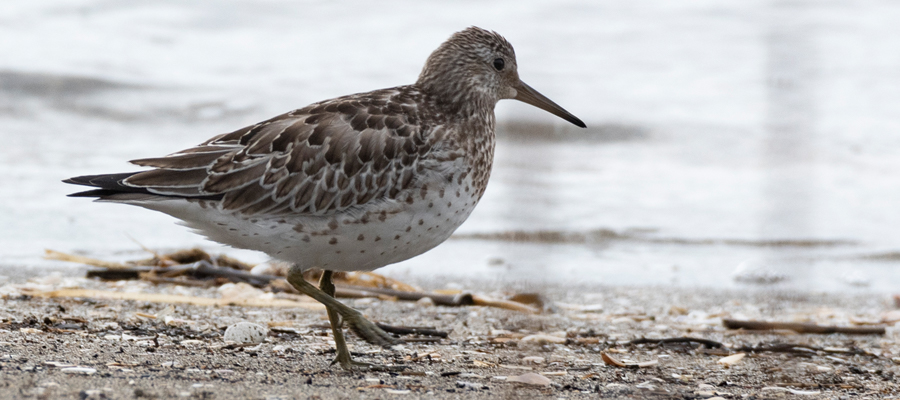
[717, 353, 746, 366]
[455, 381, 481, 390]
[520, 334, 566, 345]
[507, 372, 551, 386]
[61, 367, 97, 375]
[79, 389, 106, 399]
[416, 297, 435, 307]
[521, 356, 545, 364]
[224, 322, 267, 344]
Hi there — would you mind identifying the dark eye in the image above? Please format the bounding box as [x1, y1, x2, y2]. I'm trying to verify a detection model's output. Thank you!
[492, 58, 505, 71]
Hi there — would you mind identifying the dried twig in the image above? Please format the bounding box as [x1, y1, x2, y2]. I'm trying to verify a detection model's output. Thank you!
[723, 319, 885, 335]
[397, 337, 443, 343]
[600, 352, 658, 368]
[733, 343, 874, 357]
[49, 248, 539, 314]
[44, 249, 130, 270]
[375, 323, 449, 338]
[140, 275, 217, 288]
[336, 286, 475, 307]
[22, 288, 324, 309]
[471, 295, 539, 314]
[626, 337, 725, 348]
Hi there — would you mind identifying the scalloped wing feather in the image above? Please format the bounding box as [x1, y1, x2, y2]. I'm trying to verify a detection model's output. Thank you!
[121, 88, 444, 217]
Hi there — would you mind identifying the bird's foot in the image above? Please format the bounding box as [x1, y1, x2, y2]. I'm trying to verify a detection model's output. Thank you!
[343, 311, 404, 348]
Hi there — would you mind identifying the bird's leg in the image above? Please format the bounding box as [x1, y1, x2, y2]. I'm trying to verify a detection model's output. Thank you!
[287, 266, 403, 370]
[317, 270, 364, 369]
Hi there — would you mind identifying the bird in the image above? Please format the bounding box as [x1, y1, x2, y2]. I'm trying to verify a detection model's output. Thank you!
[65, 26, 585, 370]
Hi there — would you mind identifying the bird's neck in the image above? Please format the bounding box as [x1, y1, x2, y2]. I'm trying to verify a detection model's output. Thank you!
[420, 85, 496, 125]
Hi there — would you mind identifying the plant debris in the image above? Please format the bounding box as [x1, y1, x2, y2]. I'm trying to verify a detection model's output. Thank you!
[723, 319, 886, 334]
[44, 248, 539, 314]
[0, 252, 896, 398]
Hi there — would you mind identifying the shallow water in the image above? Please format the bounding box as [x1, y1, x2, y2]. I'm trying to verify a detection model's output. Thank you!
[1, 0, 899, 292]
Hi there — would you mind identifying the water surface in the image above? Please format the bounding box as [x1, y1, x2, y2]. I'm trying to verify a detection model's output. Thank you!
[2, 0, 899, 292]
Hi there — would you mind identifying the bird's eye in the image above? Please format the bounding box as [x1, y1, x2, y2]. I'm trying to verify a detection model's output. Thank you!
[492, 58, 505, 71]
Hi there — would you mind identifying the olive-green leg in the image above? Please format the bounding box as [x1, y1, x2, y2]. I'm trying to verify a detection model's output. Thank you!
[287, 266, 402, 370]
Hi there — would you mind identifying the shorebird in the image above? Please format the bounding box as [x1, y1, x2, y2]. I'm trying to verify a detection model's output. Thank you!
[65, 26, 585, 369]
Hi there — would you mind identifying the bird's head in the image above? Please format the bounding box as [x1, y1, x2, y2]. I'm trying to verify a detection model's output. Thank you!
[418, 26, 585, 128]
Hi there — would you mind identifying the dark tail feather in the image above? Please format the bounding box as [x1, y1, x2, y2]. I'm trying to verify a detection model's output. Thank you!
[63, 172, 223, 200]
[63, 172, 150, 198]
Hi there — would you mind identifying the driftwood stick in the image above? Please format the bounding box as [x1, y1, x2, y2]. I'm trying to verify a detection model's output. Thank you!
[335, 286, 474, 307]
[375, 323, 449, 338]
[86, 262, 269, 283]
[86, 267, 151, 280]
[733, 343, 873, 356]
[141, 276, 216, 288]
[723, 319, 885, 335]
[190, 261, 280, 287]
[626, 337, 725, 348]
[169, 262, 475, 307]
[398, 337, 443, 343]
[85, 260, 512, 311]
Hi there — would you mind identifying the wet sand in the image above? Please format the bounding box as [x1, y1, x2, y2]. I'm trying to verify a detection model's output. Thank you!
[1, 265, 899, 399]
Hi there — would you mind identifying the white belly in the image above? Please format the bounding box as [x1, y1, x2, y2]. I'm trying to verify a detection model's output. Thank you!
[138, 177, 481, 272]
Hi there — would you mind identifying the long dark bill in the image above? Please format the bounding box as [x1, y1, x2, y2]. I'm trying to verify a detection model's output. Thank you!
[514, 80, 586, 128]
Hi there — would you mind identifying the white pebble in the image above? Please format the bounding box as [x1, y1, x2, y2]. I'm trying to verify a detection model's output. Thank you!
[61, 367, 96, 375]
[520, 334, 567, 345]
[224, 322, 268, 344]
[416, 297, 435, 307]
[507, 372, 551, 386]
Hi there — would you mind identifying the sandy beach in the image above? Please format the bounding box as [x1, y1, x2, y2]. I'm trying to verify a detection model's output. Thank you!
[2, 264, 898, 399]
[2, 2, 900, 399]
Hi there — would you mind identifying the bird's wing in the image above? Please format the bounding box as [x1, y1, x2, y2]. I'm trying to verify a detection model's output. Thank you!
[123, 89, 456, 216]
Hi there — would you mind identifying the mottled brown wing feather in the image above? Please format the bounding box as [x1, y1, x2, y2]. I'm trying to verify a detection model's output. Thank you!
[123, 88, 442, 216]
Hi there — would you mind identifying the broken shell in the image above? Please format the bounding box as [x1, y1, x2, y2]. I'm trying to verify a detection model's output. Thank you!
[717, 353, 746, 366]
[601, 352, 627, 368]
[224, 322, 268, 344]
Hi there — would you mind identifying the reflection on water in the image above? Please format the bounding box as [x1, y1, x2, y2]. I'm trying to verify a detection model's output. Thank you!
[0, 1, 899, 292]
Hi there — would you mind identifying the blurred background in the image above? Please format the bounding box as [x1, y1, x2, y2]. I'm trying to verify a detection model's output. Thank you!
[1, 0, 898, 291]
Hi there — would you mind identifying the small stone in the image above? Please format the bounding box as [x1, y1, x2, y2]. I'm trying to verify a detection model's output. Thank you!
[520, 334, 566, 345]
[272, 345, 290, 353]
[224, 322, 268, 344]
[416, 297, 435, 307]
[61, 367, 97, 375]
[507, 372, 551, 386]
[521, 356, 545, 365]
[79, 389, 106, 399]
[717, 353, 746, 367]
